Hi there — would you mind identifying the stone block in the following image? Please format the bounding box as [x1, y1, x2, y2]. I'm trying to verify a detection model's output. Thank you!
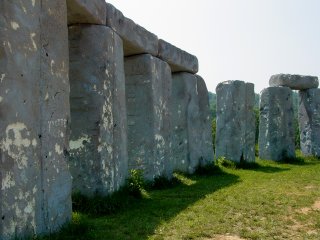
[125, 54, 172, 180]
[259, 87, 295, 161]
[106, 3, 158, 56]
[269, 74, 319, 90]
[67, 0, 106, 25]
[158, 39, 199, 74]
[196, 76, 214, 166]
[68, 25, 128, 196]
[215, 81, 256, 163]
[298, 88, 320, 156]
[171, 73, 203, 173]
[0, 1, 71, 239]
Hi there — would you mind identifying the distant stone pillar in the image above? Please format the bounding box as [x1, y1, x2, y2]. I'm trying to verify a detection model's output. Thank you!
[0, 1, 71, 239]
[259, 87, 295, 161]
[298, 89, 320, 157]
[68, 25, 128, 196]
[124, 54, 173, 180]
[215, 81, 255, 163]
[171, 73, 209, 173]
[196, 76, 215, 166]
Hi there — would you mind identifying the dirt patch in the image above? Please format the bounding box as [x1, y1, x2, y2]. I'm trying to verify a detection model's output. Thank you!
[298, 199, 320, 214]
[299, 207, 311, 214]
[312, 200, 320, 210]
[205, 235, 246, 240]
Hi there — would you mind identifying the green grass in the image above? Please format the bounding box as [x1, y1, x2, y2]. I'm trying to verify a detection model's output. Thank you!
[40, 152, 320, 240]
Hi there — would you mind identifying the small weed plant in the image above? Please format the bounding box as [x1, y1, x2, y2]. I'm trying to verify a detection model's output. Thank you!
[127, 169, 145, 197]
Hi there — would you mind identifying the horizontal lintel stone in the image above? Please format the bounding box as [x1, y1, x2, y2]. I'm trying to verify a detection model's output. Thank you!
[158, 39, 199, 74]
[67, 0, 106, 25]
[106, 3, 158, 56]
[269, 74, 319, 90]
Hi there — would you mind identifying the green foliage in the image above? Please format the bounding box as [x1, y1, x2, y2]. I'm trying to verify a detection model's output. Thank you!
[254, 107, 260, 144]
[211, 118, 216, 150]
[215, 157, 237, 169]
[208, 92, 216, 118]
[127, 169, 145, 198]
[71, 170, 146, 217]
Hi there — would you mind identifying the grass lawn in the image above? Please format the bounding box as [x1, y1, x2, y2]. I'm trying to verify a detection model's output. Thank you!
[42, 153, 320, 240]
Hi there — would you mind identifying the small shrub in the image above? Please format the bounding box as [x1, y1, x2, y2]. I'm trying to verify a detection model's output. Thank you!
[216, 157, 237, 169]
[127, 169, 145, 198]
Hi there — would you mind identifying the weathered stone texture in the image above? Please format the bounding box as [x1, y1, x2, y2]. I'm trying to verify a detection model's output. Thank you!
[125, 54, 172, 180]
[158, 39, 199, 74]
[106, 3, 158, 57]
[259, 87, 295, 161]
[298, 89, 320, 157]
[68, 25, 128, 196]
[215, 81, 255, 163]
[171, 73, 205, 173]
[0, 1, 71, 239]
[270, 74, 319, 90]
[196, 76, 214, 166]
[67, 0, 106, 25]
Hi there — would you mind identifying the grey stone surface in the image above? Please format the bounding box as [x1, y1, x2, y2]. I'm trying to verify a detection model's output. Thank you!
[196, 76, 215, 166]
[269, 74, 319, 90]
[106, 3, 158, 57]
[259, 87, 295, 161]
[67, 0, 106, 25]
[68, 25, 128, 196]
[0, 1, 71, 239]
[158, 39, 199, 74]
[125, 54, 172, 180]
[215, 81, 256, 163]
[298, 89, 320, 157]
[171, 73, 204, 173]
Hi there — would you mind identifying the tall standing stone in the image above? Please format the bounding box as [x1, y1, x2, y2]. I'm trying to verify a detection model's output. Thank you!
[125, 54, 172, 180]
[298, 88, 320, 157]
[196, 76, 214, 166]
[215, 81, 255, 163]
[171, 73, 205, 173]
[0, 1, 71, 239]
[68, 25, 128, 196]
[259, 87, 295, 161]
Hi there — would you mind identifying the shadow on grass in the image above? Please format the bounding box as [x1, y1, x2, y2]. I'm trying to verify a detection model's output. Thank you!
[249, 164, 290, 173]
[214, 158, 290, 174]
[40, 165, 239, 240]
[280, 154, 320, 166]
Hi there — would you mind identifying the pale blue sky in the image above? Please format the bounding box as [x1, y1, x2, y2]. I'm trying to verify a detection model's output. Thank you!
[107, 0, 320, 93]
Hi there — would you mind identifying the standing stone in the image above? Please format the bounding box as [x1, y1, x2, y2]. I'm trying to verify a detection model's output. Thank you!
[171, 73, 203, 173]
[259, 87, 295, 161]
[0, 1, 71, 239]
[298, 89, 320, 156]
[125, 54, 172, 180]
[196, 76, 214, 166]
[68, 25, 128, 196]
[215, 81, 255, 163]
